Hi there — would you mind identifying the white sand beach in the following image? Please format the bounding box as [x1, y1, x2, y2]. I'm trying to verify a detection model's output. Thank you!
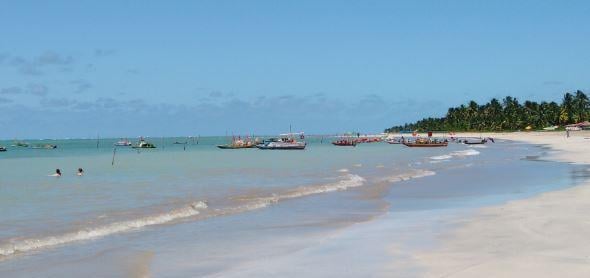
[413, 131, 590, 277]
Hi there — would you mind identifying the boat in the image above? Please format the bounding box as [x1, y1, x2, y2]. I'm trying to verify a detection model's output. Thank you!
[256, 132, 306, 150]
[0, 146, 6, 152]
[114, 139, 132, 146]
[462, 139, 487, 145]
[132, 138, 156, 149]
[356, 137, 382, 143]
[462, 137, 494, 145]
[402, 138, 448, 147]
[217, 136, 257, 149]
[31, 144, 57, 149]
[332, 139, 357, 147]
[385, 138, 403, 144]
[12, 141, 29, 147]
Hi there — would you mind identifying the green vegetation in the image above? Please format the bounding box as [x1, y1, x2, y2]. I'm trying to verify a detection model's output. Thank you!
[385, 90, 589, 132]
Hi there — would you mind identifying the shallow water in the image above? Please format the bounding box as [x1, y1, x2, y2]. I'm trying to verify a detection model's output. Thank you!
[0, 137, 581, 277]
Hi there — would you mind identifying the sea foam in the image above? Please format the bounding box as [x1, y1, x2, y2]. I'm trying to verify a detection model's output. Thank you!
[450, 149, 480, 156]
[0, 201, 208, 257]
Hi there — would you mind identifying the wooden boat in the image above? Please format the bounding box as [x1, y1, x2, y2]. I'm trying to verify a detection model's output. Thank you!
[385, 138, 402, 144]
[403, 138, 448, 147]
[31, 144, 57, 149]
[217, 136, 258, 149]
[356, 137, 382, 143]
[132, 139, 156, 149]
[12, 141, 29, 147]
[332, 139, 357, 147]
[217, 144, 255, 149]
[463, 139, 487, 145]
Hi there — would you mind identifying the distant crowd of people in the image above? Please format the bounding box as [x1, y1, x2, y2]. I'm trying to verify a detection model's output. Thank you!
[50, 168, 84, 177]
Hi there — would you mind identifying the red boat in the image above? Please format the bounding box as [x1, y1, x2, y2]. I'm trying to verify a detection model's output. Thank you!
[332, 139, 357, 147]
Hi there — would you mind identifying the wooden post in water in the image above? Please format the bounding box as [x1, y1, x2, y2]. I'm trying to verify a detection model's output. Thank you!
[111, 147, 117, 166]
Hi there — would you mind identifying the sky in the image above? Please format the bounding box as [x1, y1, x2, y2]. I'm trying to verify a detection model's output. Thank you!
[0, 0, 589, 138]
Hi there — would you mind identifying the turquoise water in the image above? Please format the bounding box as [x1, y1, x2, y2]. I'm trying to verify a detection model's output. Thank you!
[0, 137, 582, 277]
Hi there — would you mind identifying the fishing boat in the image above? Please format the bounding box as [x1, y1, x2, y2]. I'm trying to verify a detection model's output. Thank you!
[132, 138, 156, 149]
[256, 132, 306, 150]
[332, 139, 357, 147]
[0, 146, 6, 152]
[356, 137, 382, 143]
[12, 141, 29, 147]
[402, 138, 448, 147]
[385, 138, 403, 144]
[217, 136, 257, 149]
[31, 144, 57, 149]
[114, 138, 132, 146]
[462, 139, 487, 145]
[462, 137, 494, 145]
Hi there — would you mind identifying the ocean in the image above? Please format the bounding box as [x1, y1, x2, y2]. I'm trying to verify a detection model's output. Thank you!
[0, 137, 581, 277]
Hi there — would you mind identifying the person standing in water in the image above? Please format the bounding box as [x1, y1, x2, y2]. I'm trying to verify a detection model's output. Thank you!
[77, 168, 84, 176]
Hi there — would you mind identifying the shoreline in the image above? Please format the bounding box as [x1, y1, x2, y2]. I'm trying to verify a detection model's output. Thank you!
[412, 130, 590, 277]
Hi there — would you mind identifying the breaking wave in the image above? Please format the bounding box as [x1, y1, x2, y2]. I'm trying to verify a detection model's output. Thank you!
[429, 149, 481, 162]
[0, 201, 208, 257]
[430, 155, 453, 160]
[0, 175, 367, 258]
[382, 169, 436, 183]
[226, 174, 366, 214]
[450, 149, 480, 156]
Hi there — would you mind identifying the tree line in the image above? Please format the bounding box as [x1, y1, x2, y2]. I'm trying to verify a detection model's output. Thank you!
[385, 90, 589, 132]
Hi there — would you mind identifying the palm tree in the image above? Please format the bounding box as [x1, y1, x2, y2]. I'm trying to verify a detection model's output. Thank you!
[573, 90, 589, 122]
[560, 93, 575, 124]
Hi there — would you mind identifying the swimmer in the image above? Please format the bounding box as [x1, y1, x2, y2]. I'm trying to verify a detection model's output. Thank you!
[49, 169, 61, 177]
[77, 168, 84, 176]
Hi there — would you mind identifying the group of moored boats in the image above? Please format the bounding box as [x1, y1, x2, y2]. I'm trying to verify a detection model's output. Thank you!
[114, 138, 156, 148]
[0, 141, 58, 152]
[0, 133, 494, 153]
[217, 132, 307, 150]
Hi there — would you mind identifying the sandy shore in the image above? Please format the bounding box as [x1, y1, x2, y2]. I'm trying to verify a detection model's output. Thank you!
[412, 131, 590, 277]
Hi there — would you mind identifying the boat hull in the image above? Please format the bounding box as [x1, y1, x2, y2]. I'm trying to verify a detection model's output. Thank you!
[217, 145, 256, 149]
[256, 145, 306, 150]
[403, 142, 448, 147]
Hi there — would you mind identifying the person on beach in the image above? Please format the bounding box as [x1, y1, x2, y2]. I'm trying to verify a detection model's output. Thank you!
[49, 169, 61, 177]
[77, 168, 84, 176]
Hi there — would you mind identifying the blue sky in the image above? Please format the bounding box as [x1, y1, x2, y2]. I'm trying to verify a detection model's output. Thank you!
[1, 1, 589, 138]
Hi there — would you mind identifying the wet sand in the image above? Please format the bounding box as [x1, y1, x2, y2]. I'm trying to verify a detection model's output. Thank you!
[413, 131, 590, 277]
